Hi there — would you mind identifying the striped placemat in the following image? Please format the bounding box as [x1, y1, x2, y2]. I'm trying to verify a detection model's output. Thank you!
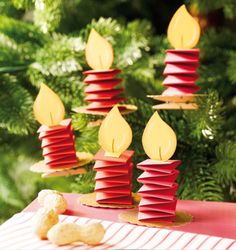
[0, 212, 235, 249]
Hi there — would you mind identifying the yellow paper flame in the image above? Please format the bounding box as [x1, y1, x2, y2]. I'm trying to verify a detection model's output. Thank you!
[85, 29, 114, 70]
[142, 112, 177, 161]
[33, 83, 65, 126]
[99, 106, 132, 157]
[167, 5, 200, 49]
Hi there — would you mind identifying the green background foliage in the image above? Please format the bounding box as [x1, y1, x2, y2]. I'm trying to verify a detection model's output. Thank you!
[0, 0, 235, 223]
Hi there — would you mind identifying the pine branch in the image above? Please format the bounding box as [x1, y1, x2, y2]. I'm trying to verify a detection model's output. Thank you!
[214, 141, 236, 187]
[0, 74, 36, 135]
[0, 33, 32, 68]
[12, 0, 34, 9]
[72, 113, 100, 154]
[0, 168, 25, 209]
[178, 155, 224, 201]
[34, 0, 63, 33]
[183, 90, 224, 141]
[227, 52, 236, 85]
[0, 15, 48, 45]
[29, 34, 85, 77]
[71, 169, 95, 194]
[0, 1, 23, 19]
[186, 0, 236, 19]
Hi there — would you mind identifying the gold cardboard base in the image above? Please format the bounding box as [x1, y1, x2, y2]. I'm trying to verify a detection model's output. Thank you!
[119, 209, 193, 228]
[30, 152, 93, 178]
[79, 192, 139, 209]
[153, 102, 198, 110]
[147, 95, 203, 110]
[73, 104, 137, 116]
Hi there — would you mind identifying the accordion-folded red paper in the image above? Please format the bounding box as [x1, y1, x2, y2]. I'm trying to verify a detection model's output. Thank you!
[93, 149, 134, 205]
[95, 193, 133, 204]
[37, 119, 78, 168]
[165, 49, 199, 63]
[84, 89, 124, 101]
[137, 159, 180, 222]
[83, 69, 124, 113]
[162, 49, 200, 96]
[86, 97, 125, 110]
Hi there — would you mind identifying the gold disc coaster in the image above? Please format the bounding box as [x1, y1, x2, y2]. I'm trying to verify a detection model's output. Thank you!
[79, 192, 140, 209]
[30, 152, 93, 178]
[119, 209, 193, 228]
[147, 94, 206, 110]
[153, 102, 198, 110]
[73, 104, 137, 116]
[147, 95, 196, 103]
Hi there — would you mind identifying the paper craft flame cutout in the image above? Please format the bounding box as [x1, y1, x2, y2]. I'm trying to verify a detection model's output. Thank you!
[85, 29, 114, 70]
[167, 5, 200, 49]
[142, 112, 177, 161]
[33, 83, 65, 126]
[99, 106, 132, 157]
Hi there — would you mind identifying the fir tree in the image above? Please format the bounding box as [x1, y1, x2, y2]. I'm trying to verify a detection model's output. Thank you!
[0, 0, 235, 223]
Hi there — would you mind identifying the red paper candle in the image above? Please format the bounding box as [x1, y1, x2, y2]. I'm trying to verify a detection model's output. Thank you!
[83, 68, 125, 113]
[137, 160, 180, 222]
[94, 149, 133, 204]
[93, 106, 134, 205]
[83, 29, 125, 114]
[162, 5, 201, 97]
[33, 84, 78, 168]
[38, 119, 77, 167]
[137, 112, 180, 222]
[162, 49, 200, 96]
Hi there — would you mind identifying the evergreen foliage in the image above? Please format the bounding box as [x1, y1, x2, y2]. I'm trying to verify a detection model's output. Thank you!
[187, 0, 236, 18]
[0, 0, 235, 222]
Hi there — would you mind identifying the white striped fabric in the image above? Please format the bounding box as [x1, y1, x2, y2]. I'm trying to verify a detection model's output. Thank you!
[0, 212, 235, 250]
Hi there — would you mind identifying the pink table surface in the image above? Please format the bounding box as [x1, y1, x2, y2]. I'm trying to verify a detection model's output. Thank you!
[24, 193, 236, 240]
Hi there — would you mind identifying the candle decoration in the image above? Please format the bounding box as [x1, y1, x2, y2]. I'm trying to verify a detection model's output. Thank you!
[79, 106, 138, 208]
[73, 29, 137, 116]
[94, 149, 134, 205]
[30, 83, 93, 178]
[137, 112, 180, 222]
[119, 112, 192, 227]
[148, 5, 202, 110]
